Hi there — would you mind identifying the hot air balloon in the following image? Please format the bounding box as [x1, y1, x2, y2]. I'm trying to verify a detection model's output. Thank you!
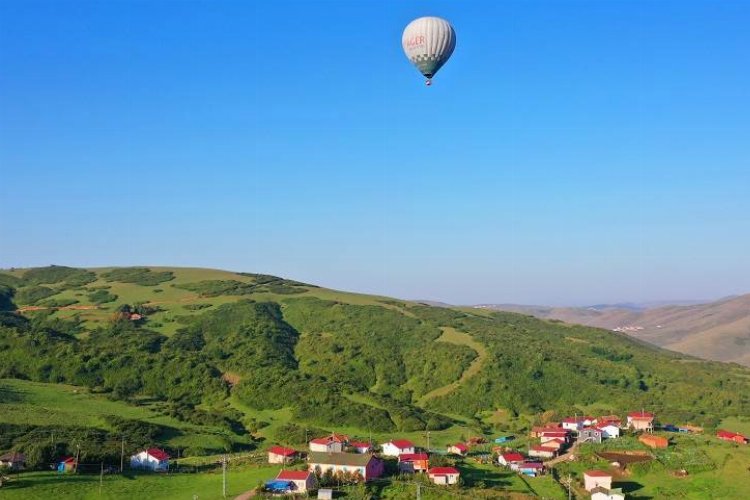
[402, 16, 456, 86]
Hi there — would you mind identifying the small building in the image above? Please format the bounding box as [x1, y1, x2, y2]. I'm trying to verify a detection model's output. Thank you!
[268, 445, 298, 464]
[398, 453, 429, 473]
[381, 440, 415, 457]
[498, 452, 525, 467]
[0, 452, 26, 471]
[494, 435, 514, 444]
[583, 470, 612, 492]
[627, 411, 654, 432]
[540, 431, 569, 443]
[597, 424, 621, 439]
[639, 434, 668, 449]
[447, 443, 468, 456]
[318, 489, 334, 500]
[519, 462, 544, 477]
[562, 417, 584, 431]
[308, 452, 383, 482]
[528, 445, 556, 459]
[540, 438, 565, 451]
[579, 428, 603, 444]
[590, 486, 626, 500]
[531, 425, 561, 438]
[349, 441, 372, 454]
[716, 430, 748, 444]
[276, 470, 316, 493]
[310, 434, 348, 453]
[130, 448, 170, 472]
[428, 466, 460, 485]
[57, 456, 77, 473]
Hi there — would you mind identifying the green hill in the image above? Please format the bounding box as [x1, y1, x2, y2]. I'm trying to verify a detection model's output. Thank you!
[1, 266, 749, 457]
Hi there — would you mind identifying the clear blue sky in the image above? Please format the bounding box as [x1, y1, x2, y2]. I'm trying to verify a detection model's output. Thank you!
[1, 0, 749, 305]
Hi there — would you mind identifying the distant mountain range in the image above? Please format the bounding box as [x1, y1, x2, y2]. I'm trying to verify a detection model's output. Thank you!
[475, 295, 750, 367]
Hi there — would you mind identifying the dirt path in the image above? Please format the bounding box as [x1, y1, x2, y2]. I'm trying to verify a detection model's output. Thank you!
[546, 442, 580, 466]
[416, 327, 488, 406]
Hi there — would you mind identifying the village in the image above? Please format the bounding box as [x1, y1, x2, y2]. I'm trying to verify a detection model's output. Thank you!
[3, 410, 747, 499]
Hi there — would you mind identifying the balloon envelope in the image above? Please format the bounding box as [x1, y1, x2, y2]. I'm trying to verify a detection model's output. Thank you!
[402, 17, 456, 80]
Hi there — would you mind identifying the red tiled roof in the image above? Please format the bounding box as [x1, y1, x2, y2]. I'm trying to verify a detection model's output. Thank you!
[548, 438, 566, 444]
[562, 417, 582, 423]
[584, 470, 612, 478]
[530, 445, 555, 452]
[540, 431, 568, 437]
[329, 433, 349, 443]
[269, 446, 297, 457]
[451, 443, 468, 451]
[59, 456, 76, 464]
[501, 452, 524, 462]
[146, 448, 170, 461]
[628, 411, 654, 419]
[716, 430, 746, 439]
[389, 439, 414, 449]
[520, 462, 543, 469]
[310, 438, 330, 445]
[349, 441, 371, 449]
[277, 470, 312, 481]
[399, 453, 429, 462]
[429, 467, 459, 475]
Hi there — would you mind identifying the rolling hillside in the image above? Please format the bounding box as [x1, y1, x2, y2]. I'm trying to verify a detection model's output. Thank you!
[477, 295, 750, 366]
[1, 266, 750, 464]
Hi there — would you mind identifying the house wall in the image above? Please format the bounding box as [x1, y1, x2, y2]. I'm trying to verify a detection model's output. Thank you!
[310, 442, 343, 453]
[268, 452, 292, 464]
[584, 476, 612, 491]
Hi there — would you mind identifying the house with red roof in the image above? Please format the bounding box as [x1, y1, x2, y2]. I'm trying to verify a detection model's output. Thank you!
[583, 470, 612, 492]
[597, 423, 621, 439]
[562, 417, 584, 431]
[716, 430, 748, 444]
[57, 456, 77, 473]
[309, 433, 348, 453]
[428, 466, 460, 485]
[398, 453, 429, 473]
[349, 441, 373, 454]
[531, 425, 562, 438]
[308, 452, 383, 482]
[519, 462, 544, 477]
[528, 445, 556, 459]
[497, 452, 525, 467]
[381, 439, 415, 457]
[446, 443, 468, 456]
[275, 470, 317, 493]
[627, 411, 655, 432]
[130, 448, 170, 472]
[539, 438, 566, 451]
[267, 445, 299, 464]
[539, 430, 569, 443]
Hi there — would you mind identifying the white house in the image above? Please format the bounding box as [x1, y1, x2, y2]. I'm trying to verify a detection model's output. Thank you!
[562, 418, 583, 431]
[309, 434, 348, 453]
[130, 448, 170, 472]
[591, 487, 625, 500]
[583, 470, 612, 492]
[349, 441, 372, 454]
[597, 424, 621, 439]
[381, 439, 415, 457]
[498, 452, 525, 467]
[528, 445, 556, 459]
[428, 467, 460, 485]
[276, 470, 317, 493]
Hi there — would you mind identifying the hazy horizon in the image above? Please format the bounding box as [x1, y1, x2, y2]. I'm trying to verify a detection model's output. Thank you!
[2, 0, 749, 305]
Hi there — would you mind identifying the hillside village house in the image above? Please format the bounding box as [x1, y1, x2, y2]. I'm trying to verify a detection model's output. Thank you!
[531, 426, 562, 438]
[590, 487, 626, 500]
[307, 452, 383, 482]
[528, 445, 556, 459]
[583, 470, 613, 491]
[398, 453, 429, 473]
[275, 470, 316, 493]
[540, 431, 569, 444]
[447, 443, 468, 456]
[539, 438, 565, 451]
[428, 467, 460, 485]
[562, 417, 584, 431]
[0, 452, 25, 470]
[639, 434, 668, 449]
[498, 452, 525, 467]
[309, 434, 348, 453]
[716, 430, 748, 444]
[597, 423, 621, 439]
[519, 462, 544, 477]
[381, 439, 415, 457]
[130, 448, 170, 472]
[267, 445, 299, 464]
[349, 441, 372, 454]
[627, 411, 655, 432]
[579, 428, 603, 444]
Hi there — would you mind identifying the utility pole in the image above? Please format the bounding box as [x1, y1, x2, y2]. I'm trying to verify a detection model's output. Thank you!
[120, 437, 125, 473]
[75, 444, 81, 474]
[221, 454, 227, 498]
[426, 431, 430, 452]
[100, 462, 104, 495]
[416, 482, 421, 500]
[565, 473, 572, 500]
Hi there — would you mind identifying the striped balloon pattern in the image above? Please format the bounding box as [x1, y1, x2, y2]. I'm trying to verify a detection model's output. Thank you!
[402, 17, 456, 82]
